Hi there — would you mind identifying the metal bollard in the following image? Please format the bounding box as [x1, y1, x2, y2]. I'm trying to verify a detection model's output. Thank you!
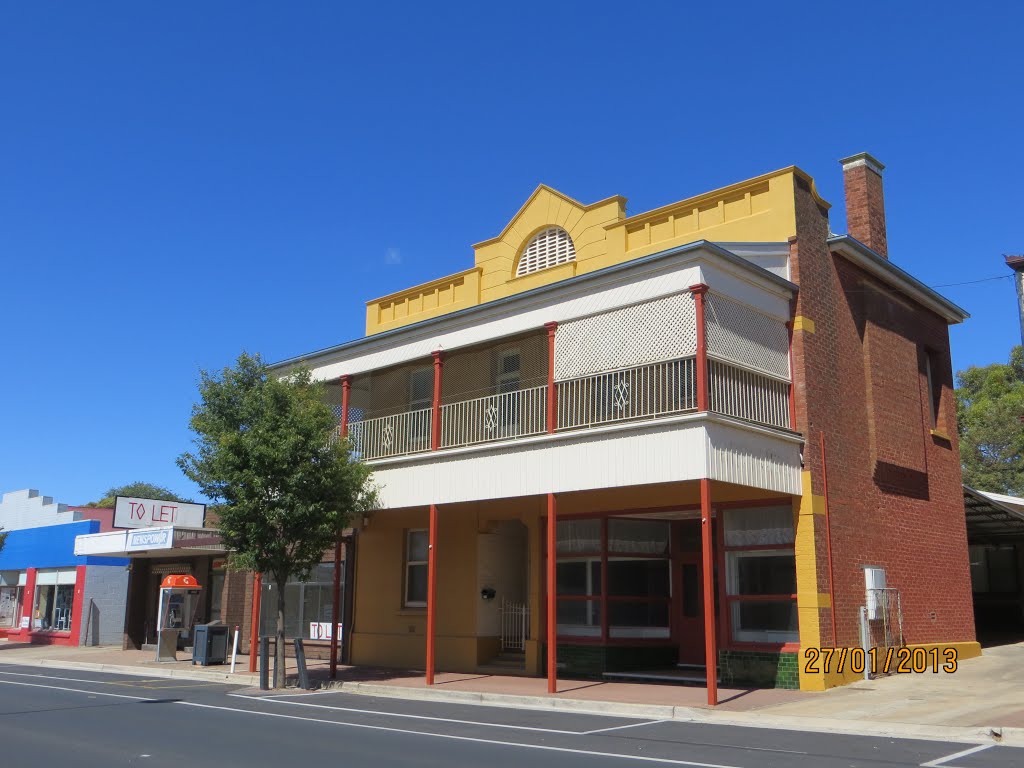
[259, 635, 269, 690]
[293, 638, 311, 690]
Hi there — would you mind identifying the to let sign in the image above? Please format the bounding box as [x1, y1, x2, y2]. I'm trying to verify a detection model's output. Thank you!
[114, 496, 206, 530]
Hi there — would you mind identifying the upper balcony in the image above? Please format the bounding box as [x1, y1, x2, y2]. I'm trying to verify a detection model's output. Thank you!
[300, 241, 801, 507]
[335, 289, 791, 463]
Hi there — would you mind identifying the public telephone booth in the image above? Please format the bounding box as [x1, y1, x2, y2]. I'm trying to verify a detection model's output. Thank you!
[155, 574, 202, 662]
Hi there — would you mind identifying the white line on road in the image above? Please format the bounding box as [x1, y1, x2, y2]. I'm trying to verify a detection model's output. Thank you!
[0, 670, 161, 686]
[583, 719, 671, 734]
[226, 692, 653, 735]
[0, 679, 154, 701]
[180, 701, 743, 768]
[920, 743, 993, 767]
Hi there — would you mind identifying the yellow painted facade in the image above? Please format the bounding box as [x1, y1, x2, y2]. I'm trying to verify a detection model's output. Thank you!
[364, 168, 828, 335]
[350, 481, 790, 676]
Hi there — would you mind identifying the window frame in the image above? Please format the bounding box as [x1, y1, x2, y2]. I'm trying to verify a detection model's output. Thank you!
[722, 506, 798, 646]
[554, 517, 672, 642]
[404, 528, 429, 608]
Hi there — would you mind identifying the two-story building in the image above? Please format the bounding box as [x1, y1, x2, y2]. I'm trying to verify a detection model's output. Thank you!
[272, 153, 979, 701]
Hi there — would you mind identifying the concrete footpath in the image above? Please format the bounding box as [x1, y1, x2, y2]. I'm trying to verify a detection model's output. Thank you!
[2, 638, 1023, 746]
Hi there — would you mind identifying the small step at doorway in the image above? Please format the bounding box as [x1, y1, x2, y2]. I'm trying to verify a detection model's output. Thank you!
[479, 650, 528, 676]
[602, 663, 719, 685]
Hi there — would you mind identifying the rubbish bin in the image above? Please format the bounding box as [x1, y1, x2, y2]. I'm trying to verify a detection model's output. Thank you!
[192, 623, 229, 666]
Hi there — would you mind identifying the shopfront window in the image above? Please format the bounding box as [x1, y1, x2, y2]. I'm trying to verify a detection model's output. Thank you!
[555, 518, 671, 640]
[259, 563, 344, 640]
[0, 571, 24, 629]
[724, 507, 798, 644]
[33, 569, 77, 632]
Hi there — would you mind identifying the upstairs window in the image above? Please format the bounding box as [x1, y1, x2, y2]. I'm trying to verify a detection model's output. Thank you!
[516, 227, 576, 277]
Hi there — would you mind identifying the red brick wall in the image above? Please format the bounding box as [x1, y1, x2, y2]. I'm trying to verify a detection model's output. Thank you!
[790, 181, 974, 648]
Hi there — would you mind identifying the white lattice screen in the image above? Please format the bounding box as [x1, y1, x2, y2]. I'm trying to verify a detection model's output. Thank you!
[516, 227, 576, 276]
[555, 293, 697, 380]
[705, 293, 790, 380]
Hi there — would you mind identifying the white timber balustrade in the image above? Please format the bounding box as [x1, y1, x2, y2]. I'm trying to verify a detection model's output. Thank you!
[557, 357, 698, 430]
[347, 408, 433, 460]
[440, 386, 547, 449]
[708, 359, 791, 430]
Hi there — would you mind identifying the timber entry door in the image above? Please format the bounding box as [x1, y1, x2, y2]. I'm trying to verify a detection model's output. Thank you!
[675, 520, 705, 665]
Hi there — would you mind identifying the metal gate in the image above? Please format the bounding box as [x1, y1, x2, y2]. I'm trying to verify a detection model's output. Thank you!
[860, 587, 904, 677]
[500, 599, 529, 652]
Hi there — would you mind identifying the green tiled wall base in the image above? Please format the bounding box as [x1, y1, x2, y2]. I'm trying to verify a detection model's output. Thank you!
[718, 649, 799, 689]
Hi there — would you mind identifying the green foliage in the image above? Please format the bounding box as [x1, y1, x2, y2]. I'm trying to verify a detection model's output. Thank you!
[85, 482, 192, 509]
[177, 352, 375, 685]
[956, 346, 1024, 495]
[178, 352, 375, 582]
[0, 527, 7, 555]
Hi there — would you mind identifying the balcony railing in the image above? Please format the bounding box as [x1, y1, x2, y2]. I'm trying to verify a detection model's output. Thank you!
[441, 386, 547, 449]
[557, 357, 697, 431]
[342, 357, 790, 462]
[347, 407, 432, 461]
[708, 359, 790, 430]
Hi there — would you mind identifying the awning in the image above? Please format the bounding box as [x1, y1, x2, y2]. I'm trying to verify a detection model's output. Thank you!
[74, 526, 228, 559]
[963, 486, 1024, 543]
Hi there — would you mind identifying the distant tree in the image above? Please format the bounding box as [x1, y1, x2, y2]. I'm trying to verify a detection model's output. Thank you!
[84, 482, 192, 508]
[177, 352, 375, 688]
[0, 527, 7, 555]
[957, 346, 1024, 495]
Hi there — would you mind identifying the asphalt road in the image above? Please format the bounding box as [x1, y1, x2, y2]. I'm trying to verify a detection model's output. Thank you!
[0, 664, 1020, 768]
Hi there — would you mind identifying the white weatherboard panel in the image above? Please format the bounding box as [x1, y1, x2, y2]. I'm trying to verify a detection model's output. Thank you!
[368, 417, 800, 509]
[698, 261, 792, 319]
[704, 421, 802, 495]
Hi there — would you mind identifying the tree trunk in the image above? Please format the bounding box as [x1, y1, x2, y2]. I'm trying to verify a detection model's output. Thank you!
[274, 577, 287, 688]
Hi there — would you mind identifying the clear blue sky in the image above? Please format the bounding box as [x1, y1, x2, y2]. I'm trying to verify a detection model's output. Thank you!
[1, 2, 1021, 505]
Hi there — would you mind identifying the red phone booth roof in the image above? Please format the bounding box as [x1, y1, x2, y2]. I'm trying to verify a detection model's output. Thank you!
[160, 574, 202, 589]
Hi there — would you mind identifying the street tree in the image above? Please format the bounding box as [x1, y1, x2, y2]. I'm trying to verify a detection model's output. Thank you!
[85, 482, 192, 508]
[956, 345, 1024, 495]
[0, 527, 7, 555]
[177, 352, 375, 688]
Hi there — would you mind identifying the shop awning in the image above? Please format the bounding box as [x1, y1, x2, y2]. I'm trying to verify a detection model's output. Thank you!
[74, 525, 227, 559]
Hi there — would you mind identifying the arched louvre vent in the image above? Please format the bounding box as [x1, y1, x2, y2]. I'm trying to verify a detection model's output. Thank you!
[515, 227, 576, 277]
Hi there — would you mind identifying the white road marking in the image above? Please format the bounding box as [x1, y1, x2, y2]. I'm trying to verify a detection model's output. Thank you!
[583, 719, 670, 734]
[228, 692, 649, 735]
[0, 670, 161, 685]
[0, 679, 154, 701]
[179, 701, 743, 768]
[920, 743, 993, 767]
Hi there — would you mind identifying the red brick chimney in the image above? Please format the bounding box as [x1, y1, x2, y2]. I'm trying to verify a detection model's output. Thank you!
[840, 152, 887, 258]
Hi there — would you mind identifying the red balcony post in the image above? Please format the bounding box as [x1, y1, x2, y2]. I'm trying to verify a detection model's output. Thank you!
[700, 477, 718, 706]
[426, 503, 439, 685]
[330, 374, 352, 678]
[431, 351, 444, 451]
[329, 537, 343, 679]
[690, 284, 710, 411]
[248, 572, 262, 673]
[546, 492, 557, 693]
[340, 374, 351, 438]
[544, 322, 558, 433]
